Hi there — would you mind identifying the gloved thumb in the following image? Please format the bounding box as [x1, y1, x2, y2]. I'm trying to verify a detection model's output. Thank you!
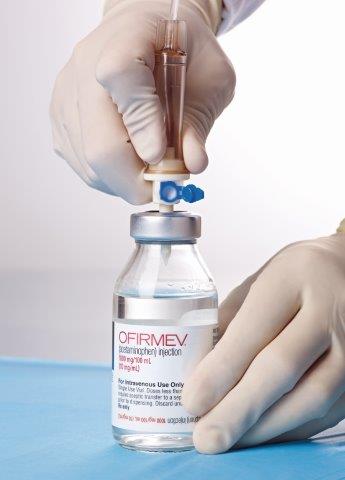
[182, 123, 209, 174]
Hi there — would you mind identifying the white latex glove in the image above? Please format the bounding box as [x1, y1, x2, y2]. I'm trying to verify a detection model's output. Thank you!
[50, 0, 235, 204]
[182, 233, 345, 454]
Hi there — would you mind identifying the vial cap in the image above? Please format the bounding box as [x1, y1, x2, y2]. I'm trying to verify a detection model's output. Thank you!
[130, 211, 201, 242]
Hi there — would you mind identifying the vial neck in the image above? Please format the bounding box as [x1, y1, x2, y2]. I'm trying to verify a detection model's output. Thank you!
[136, 240, 197, 246]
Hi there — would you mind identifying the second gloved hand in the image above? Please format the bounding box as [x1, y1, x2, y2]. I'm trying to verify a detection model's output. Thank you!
[182, 233, 345, 453]
[50, 0, 235, 204]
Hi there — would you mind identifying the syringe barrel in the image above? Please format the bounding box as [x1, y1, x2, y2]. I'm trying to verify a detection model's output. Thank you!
[146, 20, 188, 176]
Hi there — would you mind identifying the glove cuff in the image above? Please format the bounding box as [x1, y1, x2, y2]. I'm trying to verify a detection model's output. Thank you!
[219, 1, 266, 34]
[103, 0, 222, 33]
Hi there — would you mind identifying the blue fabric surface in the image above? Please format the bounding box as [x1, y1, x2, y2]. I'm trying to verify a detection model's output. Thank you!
[1, 358, 345, 480]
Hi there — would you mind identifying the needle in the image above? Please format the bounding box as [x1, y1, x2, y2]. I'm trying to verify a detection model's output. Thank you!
[169, 0, 180, 20]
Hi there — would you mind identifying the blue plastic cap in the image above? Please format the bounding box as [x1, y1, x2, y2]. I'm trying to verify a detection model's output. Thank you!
[181, 184, 204, 203]
[160, 181, 204, 204]
[159, 181, 182, 203]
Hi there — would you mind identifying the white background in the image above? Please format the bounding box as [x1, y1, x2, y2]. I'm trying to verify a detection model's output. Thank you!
[1, 0, 344, 362]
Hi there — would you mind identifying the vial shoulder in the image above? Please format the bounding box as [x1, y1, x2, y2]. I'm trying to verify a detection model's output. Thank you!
[115, 277, 217, 300]
[115, 243, 217, 299]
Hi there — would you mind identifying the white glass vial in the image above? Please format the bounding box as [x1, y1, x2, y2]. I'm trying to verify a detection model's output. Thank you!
[112, 212, 218, 452]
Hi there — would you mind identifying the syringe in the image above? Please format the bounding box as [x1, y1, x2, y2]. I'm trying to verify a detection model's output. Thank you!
[144, 2, 204, 212]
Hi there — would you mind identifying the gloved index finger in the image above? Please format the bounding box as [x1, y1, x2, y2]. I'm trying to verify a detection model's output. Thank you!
[96, 26, 166, 165]
[182, 254, 301, 417]
[192, 306, 329, 454]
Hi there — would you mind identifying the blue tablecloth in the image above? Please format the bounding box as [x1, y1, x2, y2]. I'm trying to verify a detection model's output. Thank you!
[1, 358, 344, 480]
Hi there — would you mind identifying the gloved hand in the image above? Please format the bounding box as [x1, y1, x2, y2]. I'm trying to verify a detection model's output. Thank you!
[50, 0, 235, 204]
[182, 233, 345, 453]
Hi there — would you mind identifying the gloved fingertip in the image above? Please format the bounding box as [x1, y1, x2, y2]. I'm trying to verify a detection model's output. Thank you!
[185, 147, 209, 174]
[141, 143, 165, 165]
[132, 129, 167, 165]
[194, 424, 230, 455]
[183, 127, 208, 174]
[182, 378, 213, 417]
[181, 390, 199, 416]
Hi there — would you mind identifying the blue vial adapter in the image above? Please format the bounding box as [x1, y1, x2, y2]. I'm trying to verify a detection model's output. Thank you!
[159, 181, 204, 204]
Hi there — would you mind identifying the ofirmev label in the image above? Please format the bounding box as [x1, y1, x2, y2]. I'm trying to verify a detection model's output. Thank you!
[112, 320, 217, 432]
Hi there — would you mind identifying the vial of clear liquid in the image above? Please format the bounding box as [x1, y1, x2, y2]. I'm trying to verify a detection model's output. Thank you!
[112, 211, 218, 452]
